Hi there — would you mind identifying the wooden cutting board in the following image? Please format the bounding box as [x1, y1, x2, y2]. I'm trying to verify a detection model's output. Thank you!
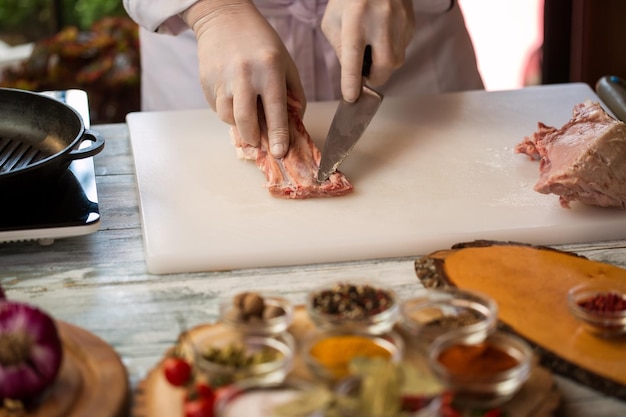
[414, 241, 626, 400]
[126, 83, 626, 274]
[25, 321, 130, 417]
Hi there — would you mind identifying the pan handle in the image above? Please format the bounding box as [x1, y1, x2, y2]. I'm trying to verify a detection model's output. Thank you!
[68, 129, 106, 160]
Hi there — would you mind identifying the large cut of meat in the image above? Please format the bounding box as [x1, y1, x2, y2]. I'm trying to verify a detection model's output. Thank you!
[515, 100, 626, 208]
[230, 95, 353, 199]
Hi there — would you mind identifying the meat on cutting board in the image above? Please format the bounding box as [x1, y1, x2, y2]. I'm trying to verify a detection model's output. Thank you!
[230, 94, 353, 199]
[516, 100, 626, 209]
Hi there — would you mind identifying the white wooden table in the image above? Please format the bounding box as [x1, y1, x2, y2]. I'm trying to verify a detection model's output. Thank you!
[2, 123, 626, 416]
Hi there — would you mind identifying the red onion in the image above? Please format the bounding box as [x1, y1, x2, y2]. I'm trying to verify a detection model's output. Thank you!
[0, 301, 63, 400]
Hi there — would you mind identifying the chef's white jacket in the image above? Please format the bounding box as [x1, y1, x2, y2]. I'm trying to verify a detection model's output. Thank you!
[123, 0, 484, 111]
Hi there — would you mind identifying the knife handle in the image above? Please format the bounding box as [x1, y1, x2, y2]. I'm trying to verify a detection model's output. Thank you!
[362, 45, 372, 78]
[596, 75, 626, 122]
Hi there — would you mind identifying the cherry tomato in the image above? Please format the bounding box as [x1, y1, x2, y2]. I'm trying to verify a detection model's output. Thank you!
[194, 383, 215, 400]
[184, 397, 214, 417]
[401, 395, 428, 412]
[163, 357, 192, 386]
[484, 409, 504, 417]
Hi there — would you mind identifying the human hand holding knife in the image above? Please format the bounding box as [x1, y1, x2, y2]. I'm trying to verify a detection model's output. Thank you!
[316, 46, 384, 182]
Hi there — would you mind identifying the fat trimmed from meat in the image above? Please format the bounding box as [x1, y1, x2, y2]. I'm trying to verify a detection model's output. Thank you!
[515, 100, 626, 209]
[230, 94, 354, 199]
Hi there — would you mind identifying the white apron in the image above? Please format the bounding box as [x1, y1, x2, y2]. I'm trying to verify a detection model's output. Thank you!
[126, 0, 484, 111]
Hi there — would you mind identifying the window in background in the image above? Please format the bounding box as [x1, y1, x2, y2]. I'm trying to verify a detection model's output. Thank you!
[459, 0, 544, 91]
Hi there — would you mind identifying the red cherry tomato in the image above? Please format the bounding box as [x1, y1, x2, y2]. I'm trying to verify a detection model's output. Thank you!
[163, 357, 192, 386]
[192, 382, 216, 402]
[184, 397, 214, 417]
[401, 395, 428, 412]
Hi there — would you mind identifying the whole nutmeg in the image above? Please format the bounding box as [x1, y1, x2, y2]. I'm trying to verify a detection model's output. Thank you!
[233, 292, 248, 309]
[242, 292, 265, 317]
[262, 305, 285, 320]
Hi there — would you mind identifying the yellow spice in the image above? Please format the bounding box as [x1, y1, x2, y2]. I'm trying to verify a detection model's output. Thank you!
[310, 335, 392, 378]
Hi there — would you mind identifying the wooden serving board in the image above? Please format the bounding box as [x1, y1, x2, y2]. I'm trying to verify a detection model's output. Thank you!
[133, 307, 559, 417]
[414, 241, 626, 400]
[25, 321, 130, 417]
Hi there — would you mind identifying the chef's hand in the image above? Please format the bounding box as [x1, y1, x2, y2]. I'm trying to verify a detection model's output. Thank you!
[321, 0, 415, 102]
[182, 0, 306, 158]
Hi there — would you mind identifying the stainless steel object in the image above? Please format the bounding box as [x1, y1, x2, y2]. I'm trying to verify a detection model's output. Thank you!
[317, 46, 383, 182]
[596, 75, 626, 122]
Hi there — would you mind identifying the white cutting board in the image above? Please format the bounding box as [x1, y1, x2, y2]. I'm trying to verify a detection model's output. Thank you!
[127, 83, 626, 274]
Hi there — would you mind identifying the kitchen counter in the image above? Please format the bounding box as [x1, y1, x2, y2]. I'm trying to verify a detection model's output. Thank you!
[2, 122, 626, 416]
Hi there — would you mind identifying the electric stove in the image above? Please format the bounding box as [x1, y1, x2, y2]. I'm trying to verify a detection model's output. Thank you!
[0, 90, 100, 245]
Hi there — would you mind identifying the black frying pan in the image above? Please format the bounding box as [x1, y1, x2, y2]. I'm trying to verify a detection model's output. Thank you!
[0, 88, 104, 190]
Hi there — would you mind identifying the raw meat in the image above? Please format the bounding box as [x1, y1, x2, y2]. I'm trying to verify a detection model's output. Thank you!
[515, 100, 626, 209]
[230, 95, 354, 199]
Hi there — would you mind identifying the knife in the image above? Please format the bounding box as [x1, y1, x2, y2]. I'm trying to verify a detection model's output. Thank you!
[316, 46, 384, 182]
[595, 75, 626, 122]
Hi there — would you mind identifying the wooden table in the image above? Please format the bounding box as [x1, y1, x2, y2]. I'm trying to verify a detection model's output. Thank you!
[2, 123, 626, 416]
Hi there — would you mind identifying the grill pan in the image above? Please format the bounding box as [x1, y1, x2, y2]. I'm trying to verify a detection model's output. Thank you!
[0, 88, 104, 190]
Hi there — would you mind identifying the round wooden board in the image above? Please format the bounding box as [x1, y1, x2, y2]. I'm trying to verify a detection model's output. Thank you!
[134, 307, 560, 417]
[24, 321, 130, 417]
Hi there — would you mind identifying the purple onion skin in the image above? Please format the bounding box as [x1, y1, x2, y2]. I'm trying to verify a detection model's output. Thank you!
[0, 302, 63, 400]
[0, 285, 5, 300]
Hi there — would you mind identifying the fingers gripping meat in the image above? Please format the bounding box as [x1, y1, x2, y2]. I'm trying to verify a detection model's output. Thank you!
[231, 94, 354, 199]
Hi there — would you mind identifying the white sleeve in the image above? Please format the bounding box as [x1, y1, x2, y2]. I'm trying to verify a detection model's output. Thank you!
[123, 0, 198, 34]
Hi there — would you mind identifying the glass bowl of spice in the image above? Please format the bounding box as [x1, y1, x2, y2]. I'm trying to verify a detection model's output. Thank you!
[192, 326, 295, 388]
[568, 282, 626, 337]
[220, 291, 294, 336]
[428, 331, 533, 407]
[333, 359, 443, 417]
[399, 287, 498, 346]
[307, 281, 399, 334]
[215, 378, 328, 417]
[302, 330, 404, 383]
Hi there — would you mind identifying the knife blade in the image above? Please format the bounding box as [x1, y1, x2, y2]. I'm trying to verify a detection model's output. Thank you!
[316, 47, 384, 182]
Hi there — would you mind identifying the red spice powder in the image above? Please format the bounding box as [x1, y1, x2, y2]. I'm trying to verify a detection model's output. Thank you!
[578, 292, 626, 314]
[437, 342, 519, 377]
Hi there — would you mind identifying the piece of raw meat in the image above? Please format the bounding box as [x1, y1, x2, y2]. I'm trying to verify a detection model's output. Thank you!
[515, 100, 626, 209]
[230, 95, 354, 199]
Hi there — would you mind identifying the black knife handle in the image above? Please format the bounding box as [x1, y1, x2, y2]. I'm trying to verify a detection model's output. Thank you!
[362, 45, 372, 78]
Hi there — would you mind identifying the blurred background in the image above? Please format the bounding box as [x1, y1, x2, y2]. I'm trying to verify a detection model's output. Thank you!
[0, 0, 138, 124]
[1, 0, 625, 124]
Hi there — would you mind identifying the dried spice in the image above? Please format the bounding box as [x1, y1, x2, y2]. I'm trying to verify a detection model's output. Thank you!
[311, 283, 393, 320]
[310, 335, 392, 379]
[202, 343, 280, 368]
[578, 292, 626, 314]
[437, 342, 519, 377]
[423, 310, 485, 330]
[274, 359, 443, 417]
[271, 385, 334, 417]
[229, 292, 286, 323]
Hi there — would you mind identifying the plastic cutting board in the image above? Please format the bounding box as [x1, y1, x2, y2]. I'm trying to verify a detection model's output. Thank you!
[126, 83, 626, 274]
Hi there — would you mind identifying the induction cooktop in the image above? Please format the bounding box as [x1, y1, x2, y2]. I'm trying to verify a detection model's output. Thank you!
[0, 90, 101, 245]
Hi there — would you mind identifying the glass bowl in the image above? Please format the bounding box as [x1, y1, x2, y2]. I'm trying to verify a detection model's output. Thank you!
[215, 378, 327, 417]
[219, 292, 294, 336]
[428, 331, 533, 407]
[192, 327, 294, 388]
[399, 287, 498, 345]
[302, 330, 404, 383]
[334, 375, 442, 417]
[306, 281, 399, 334]
[568, 282, 626, 338]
